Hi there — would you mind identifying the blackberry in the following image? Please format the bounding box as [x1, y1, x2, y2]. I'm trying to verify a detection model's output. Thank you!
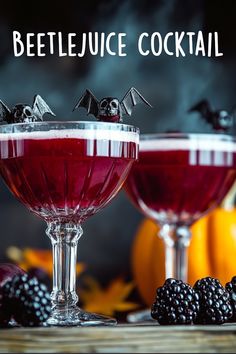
[194, 277, 232, 324]
[225, 276, 236, 322]
[151, 278, 200, 325]
[3, 274, 51, 327]
[28, 267, 51, 288]
[0, 288, 12, 327]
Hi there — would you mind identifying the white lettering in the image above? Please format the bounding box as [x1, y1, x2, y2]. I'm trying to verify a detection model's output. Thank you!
[26, 33, 35, 57]
[78, 33, 86, 57]
[175, 31, 185, 57]
[68, 33, 76, 56]
[186, 32, 195, 54]
[106, 32, 116, 56]
[13, 31, 24, 57]
[208, 32, 212, 57]
[151, 32, 162, 56]
[58, 32, 67, 57]
[138, 33, 149, 56]
[37, 33, 46, 57]
[164, 32, 174, 55]
[47, 32, 56, 54]
[214, 32, 223, 57]
[118, 33, 127, 56]
[195, 31, 206, 56]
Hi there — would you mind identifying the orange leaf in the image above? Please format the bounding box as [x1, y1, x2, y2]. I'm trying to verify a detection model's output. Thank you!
[80, 277, 140, 316]
[24, 248, 53, 275]
[7, 247, 85, 278]
[114, 302, 140, 312]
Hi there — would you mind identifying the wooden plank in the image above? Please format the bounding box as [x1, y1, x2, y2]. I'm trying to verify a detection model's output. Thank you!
[0, 324, 235, 353]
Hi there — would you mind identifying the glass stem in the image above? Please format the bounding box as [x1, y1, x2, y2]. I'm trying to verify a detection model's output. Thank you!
[159, 224, 191, 282]
[46, 221, 83, 312]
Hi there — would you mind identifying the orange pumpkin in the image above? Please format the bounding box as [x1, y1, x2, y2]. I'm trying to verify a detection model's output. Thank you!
[132, 207, 236, 306]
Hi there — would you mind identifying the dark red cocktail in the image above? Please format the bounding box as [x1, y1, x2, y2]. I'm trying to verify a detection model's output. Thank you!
[126, 135, 236, 225]
[0, 121, 139, 326]
[125, 133, 236, 281]
[0, 130, 137, 223]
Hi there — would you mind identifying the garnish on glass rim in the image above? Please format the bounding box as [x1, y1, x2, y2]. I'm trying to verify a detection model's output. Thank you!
[73, 87, 152, 123]
[0, 95, 55, 124]
[189, 99, 235, 132]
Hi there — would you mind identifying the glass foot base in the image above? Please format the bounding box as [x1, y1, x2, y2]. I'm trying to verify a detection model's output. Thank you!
[127, 308, 154, 323]
[46, 307, 117, 327]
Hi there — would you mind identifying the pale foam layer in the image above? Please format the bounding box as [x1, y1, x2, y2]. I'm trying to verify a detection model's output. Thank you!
[140, 138, 236, 152]
[0, 129, 139, 144]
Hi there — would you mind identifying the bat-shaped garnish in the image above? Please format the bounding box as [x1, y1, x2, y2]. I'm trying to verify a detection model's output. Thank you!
[0, 95, 55, 124]
[73, 87, 152, 123]
[189, 100, 235, 131]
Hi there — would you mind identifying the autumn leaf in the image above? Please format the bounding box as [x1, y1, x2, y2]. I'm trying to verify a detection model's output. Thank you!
[80, 277, 140, 316]
[6, 246, 85, 277]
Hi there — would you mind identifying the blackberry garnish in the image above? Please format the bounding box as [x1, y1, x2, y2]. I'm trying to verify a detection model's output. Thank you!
[225, 276, 236, 322]
[194, 277, 232, 324]
[151, 278, 200, 325]
[3, 274, 51, 327]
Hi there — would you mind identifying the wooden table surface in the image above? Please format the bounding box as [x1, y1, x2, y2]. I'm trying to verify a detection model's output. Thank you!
[0, 323, 236, 353]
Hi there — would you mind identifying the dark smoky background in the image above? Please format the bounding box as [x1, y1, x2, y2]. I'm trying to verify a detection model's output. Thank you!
[0, 0, 235, 281]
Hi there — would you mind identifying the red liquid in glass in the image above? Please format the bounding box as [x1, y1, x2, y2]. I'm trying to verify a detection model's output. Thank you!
[126, 142, 236, 225]
[0, 134, 138, 222]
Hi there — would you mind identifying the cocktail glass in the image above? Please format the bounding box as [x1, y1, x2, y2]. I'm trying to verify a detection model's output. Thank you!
[0, 121, 139, 326]
[126, 133, 236, 285]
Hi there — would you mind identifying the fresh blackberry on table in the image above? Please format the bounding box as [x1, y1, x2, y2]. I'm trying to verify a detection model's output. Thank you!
[194, 277, 232, 324]
[28, 267, 51, 288]
[3, 274, 51, 327]
[151, 278, 200, 325]
[0, 287, 12, 327]
[0, 263, 26, 327]
[225, 276, 236, 322]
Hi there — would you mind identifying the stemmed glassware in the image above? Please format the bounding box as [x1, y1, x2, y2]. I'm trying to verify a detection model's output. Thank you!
[0, 121, 139, 326]
[126, 133, 236, 290]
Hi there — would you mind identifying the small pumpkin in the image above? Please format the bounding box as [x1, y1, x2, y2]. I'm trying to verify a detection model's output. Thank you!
[132, 207, 236, 306]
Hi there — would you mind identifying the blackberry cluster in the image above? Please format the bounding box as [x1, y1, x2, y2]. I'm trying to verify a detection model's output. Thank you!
[194, 277, 232, 324]
[151, 277, 235, 325]
[1, 274, 51, 327]
[151, 278, 200, 325]
[0, 288, 12, 327]
[225, 276, 236, 322]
